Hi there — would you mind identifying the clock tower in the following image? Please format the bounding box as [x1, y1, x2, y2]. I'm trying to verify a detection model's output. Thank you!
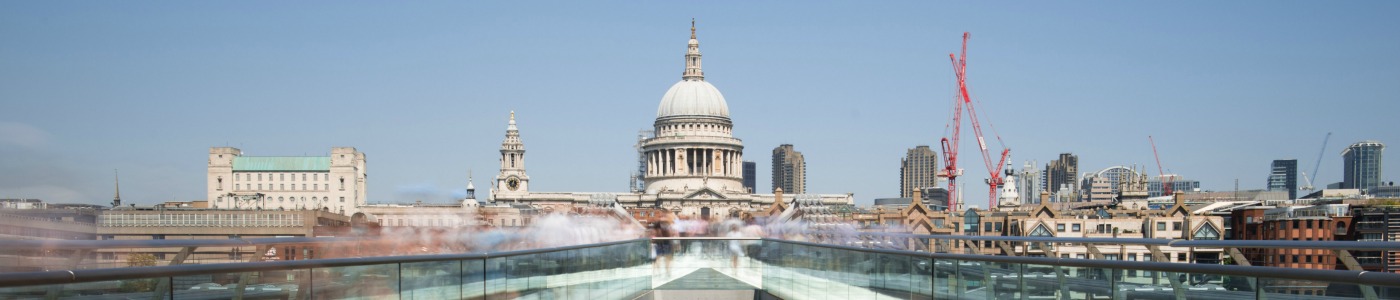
[496, 111, 529, 196]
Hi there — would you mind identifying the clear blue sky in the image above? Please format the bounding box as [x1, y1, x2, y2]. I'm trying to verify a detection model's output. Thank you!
[2, 1, 1397, 208]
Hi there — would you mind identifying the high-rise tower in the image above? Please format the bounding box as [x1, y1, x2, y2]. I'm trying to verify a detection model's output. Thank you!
[772, 144, 806, 194]
[901, 146, 938, 198]
[1267, 159, 1298, 199]
[742, 161, 757, 193]
[1342, 141, 1384, 191]
[1045, 153, 1079, 201]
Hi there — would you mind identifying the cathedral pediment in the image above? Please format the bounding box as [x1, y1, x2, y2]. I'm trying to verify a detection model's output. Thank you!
[683, 187, 728, 200]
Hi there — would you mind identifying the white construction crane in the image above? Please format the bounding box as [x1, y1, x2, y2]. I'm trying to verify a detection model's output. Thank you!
[1300, 132, 1332, 191]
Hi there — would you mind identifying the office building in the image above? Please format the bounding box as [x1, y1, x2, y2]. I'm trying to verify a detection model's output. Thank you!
[900, 145, 939, 198]
[1267, 159, 1299, 199]
[742, 161, 756, 193]
[1045, 153, 1079, 200]
[1016, 161, 1042, 204]
[1147, 175, 1201, 197]
[772, 144, 806, 194]
[1343, 140, 1384, 191]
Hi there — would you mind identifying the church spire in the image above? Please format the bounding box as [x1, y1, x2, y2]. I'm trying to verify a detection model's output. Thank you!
[682, 19, 704, 81]
[112, 169, 122, 207]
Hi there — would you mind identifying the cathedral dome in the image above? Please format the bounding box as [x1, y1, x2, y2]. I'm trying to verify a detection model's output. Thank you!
[657, 79, 729, 118]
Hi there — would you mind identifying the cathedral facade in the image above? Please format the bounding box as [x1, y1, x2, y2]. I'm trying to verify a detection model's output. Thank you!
[489, 23, 852, 219]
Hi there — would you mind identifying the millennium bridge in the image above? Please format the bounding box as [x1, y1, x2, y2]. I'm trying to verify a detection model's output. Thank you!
[1, 234, 1398, 300]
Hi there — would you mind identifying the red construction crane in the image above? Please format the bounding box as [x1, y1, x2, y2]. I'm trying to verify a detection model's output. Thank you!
[939, 32, 1011, 211]
[1149, 135, 1172, 196]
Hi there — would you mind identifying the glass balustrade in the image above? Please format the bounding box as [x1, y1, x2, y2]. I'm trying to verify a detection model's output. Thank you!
[1, 237, 1398, 299]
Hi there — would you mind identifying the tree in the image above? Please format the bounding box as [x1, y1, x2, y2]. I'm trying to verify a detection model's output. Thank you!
[118, 253, 158, 292]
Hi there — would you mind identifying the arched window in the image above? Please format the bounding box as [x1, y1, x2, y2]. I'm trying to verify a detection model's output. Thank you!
[278, 197, 284, 203]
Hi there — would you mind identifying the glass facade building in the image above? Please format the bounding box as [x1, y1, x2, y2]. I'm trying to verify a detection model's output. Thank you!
[1342, 141, 1384, 191]
[1267, 159, 1298, 199]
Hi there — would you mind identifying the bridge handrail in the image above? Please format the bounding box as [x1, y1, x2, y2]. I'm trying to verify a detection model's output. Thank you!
[0, 238, 645, 288]
[843, 231, 1400, 250]
[0, 236, 367, 250]
[772, 238, 1400, 288]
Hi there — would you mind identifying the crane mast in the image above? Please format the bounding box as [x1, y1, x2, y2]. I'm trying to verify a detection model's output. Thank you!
[1149, 135, 1172, 196]
[1302, 132, 1331, 191]
[939, 32, 1011, 211]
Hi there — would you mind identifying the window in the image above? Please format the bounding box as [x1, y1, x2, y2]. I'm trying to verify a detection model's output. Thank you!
[280, 184, 285, 190]
[279, 197, 284, 202]
[217, 196, 223, 203]
[1177, 253, 1186, 262]
[302, 174, 307, 181]
[1292, 220, 1299, 229]
[1157, 222, 1166, 231]
[340, 178, 345, 190]
[340, 197, 345, 203]
[302, 184, 306, 190]
[258, 184, 263, 190]
[258, 174, 262, 181]
[1306, 220, 1313, 229]
[1172, 222, 1181, 230]
[280, 174, 284, 181]
[217, 177, 223, 190]
[236, 184, 240, 190]
[1072, 224, 1081, 232]
[1193, 224, 1221, 240]
[1057, 224, 1066, 232]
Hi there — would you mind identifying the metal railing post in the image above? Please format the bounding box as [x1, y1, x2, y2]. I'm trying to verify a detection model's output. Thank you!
[43, 249, 88, 300]
[152, 246, 196, 300]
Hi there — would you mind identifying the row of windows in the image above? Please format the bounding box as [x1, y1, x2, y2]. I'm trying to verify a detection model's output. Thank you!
[216, 196, 345, 203]
[99, 213, 303, 227]
[237, 172, 328, 182]
[380, 218, 499, 227]
[235, 183, 329, 191]
[1155, 221, 1184, 231]
[658, 123, 730, 135]
[1270, 254, 1332, 264]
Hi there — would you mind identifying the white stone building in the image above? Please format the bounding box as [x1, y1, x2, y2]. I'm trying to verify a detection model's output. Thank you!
[490, 23, 853, 219]
[206, 147, 367, 215]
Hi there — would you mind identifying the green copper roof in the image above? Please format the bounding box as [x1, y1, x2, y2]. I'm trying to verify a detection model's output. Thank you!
[232, 157, 330, 172]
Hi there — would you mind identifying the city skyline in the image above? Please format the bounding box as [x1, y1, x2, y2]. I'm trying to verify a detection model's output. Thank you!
[2, 2, 1398, 208]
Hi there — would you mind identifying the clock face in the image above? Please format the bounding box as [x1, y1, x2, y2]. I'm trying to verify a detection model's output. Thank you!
[506, 177, 520, 191]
